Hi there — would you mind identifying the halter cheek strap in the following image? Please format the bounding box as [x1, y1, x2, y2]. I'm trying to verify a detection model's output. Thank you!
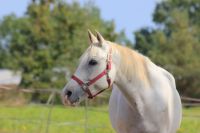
[71, 48, 112, 99]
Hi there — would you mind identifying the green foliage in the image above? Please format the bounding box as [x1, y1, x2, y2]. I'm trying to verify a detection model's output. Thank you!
[135, 0, 200, 97]
[0, 0, 125, 89]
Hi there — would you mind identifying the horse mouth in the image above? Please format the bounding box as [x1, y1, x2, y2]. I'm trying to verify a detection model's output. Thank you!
[62, 95, 80, 106]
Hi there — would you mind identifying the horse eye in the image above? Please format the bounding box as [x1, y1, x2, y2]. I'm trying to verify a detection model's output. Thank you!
[88, 59, 98, 66]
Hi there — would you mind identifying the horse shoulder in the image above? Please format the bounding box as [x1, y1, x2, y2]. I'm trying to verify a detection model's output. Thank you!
[145, 57, 182, 132]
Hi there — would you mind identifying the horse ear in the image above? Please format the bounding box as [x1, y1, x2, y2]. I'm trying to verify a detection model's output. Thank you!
[95, 30, 105, 46]
[88, 29, 98, 44]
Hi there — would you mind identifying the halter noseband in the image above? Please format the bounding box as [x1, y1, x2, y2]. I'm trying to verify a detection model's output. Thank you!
[71, 48, 112, 99]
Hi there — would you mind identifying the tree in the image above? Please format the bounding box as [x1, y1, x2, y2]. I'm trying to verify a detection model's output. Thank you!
[135, 0, 200, 98]
[0, 0, 125, 89]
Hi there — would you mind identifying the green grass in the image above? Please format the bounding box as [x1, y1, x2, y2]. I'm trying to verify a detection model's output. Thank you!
[178, 107, 200, 133]
[0, 105, 114, 133]
[0, 105, 199, 133]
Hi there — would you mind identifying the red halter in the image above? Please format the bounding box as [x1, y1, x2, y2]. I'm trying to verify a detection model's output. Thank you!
[71, 48, 112, 99]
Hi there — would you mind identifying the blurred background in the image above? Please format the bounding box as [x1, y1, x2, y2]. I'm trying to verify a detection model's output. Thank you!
[0, 0, 199, 133]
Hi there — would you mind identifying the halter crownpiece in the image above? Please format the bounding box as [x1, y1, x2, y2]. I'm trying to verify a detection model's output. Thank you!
[71, 48, 112, 99]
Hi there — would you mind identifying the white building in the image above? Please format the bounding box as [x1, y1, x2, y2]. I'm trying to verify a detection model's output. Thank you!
[0, 69, 21, 85]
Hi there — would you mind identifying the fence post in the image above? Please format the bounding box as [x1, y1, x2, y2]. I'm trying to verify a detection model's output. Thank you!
[45, 92, 55, 133]
[84, 99, 88, 133]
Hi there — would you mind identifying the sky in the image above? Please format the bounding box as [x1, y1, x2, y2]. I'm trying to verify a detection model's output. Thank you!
[0, 0, 159, 42]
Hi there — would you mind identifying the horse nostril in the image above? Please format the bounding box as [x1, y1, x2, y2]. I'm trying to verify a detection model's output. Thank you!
[66, 90, 72, 97]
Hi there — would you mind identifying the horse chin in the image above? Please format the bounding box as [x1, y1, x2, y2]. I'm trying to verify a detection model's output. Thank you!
[70, 101, 80, 107]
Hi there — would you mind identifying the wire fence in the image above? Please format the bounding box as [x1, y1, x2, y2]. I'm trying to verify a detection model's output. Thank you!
[0, 87, 113, 133]
[0, 87, 200, 133]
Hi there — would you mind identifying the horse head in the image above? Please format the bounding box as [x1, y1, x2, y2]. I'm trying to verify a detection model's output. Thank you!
[62, 30, 117, 106]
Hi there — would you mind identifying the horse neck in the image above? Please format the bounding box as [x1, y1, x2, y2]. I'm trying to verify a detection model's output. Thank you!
[110, 42, 150, 104]
[110, 42, 149, 86]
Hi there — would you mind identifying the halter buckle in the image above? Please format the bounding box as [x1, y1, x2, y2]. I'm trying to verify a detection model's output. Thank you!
[81, 83, 89, 91]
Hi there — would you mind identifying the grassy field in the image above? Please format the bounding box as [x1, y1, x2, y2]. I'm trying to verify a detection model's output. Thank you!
[0, 105, 199, 133]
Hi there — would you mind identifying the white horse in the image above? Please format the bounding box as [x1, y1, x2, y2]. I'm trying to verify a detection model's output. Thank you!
[62, 30, 182, 133]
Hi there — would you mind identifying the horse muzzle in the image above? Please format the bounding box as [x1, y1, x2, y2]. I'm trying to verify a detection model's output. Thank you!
[61, 89, 80, 106]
